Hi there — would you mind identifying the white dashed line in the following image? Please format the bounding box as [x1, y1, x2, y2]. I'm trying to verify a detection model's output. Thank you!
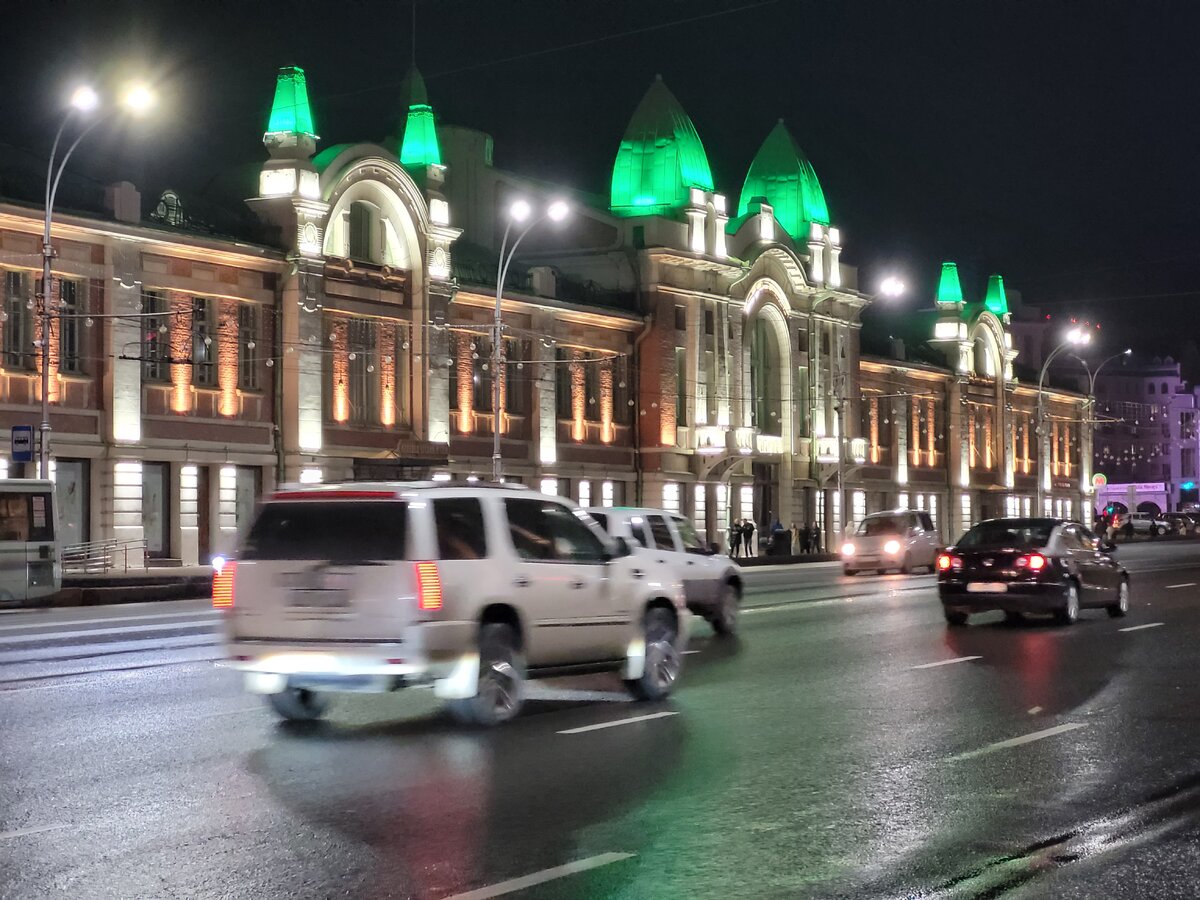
[1166, 583, 1196, 589]
[558, 711, 677, 734]
[0, 823, 71, 841]
[443, 852, 636, 899]
[950, 723, 1086, 762]
[1119, 622, 1165, 632]
[912, 655, 982, 670]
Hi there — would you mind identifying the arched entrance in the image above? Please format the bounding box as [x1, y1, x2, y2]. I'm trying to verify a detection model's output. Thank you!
[748, 316, 783, 436]
[741, 287, 794, 530]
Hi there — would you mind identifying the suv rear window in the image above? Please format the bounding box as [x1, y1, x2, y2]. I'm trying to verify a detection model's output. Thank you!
[433, 497, 488, 559]
[241, 501, 408, 561]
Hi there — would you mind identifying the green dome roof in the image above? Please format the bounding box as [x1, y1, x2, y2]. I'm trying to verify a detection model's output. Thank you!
[398, 64, 441, 167]
[609, 77, 715, 217]
[737, 120, 829, 240]
[265, 66, 317, 138]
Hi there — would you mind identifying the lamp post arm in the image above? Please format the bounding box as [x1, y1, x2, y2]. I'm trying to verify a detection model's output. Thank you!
[43, 113, 76, 239]
[48, 118, 105, 220]
[491, 216, 541, 481]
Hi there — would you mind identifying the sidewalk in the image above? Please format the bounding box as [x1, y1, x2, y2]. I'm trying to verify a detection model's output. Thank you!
[53, 565, 213, 607]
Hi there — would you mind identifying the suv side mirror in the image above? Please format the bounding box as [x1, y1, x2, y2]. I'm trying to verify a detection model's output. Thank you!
[608, 536, 632, 560]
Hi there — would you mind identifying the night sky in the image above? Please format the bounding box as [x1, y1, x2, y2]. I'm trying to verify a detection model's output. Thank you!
[3, 1, 1198, 353]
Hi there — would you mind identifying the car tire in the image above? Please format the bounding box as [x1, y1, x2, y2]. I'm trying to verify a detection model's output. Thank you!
[266, 686, 329, 722]
[625, 607, 682, 701]
[944, 609, 968, 627]
[1004, 610, 1024, 625]
[1107, 578, 1130, 618]
[843, 567, 857, 576]
[447, 623, 526, 726]
[710, 583, 740, 636]
[1055, 582, 1080, 626]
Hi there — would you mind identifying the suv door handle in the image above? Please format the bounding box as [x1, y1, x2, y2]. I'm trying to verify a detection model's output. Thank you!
[630, 568, 644, 579]
[568, 578, 585, 589]
[513, 575, 530, 588]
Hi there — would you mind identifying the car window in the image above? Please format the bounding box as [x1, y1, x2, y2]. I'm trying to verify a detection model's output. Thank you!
[504, 498, 607, 563]
[433, 497, 488, 559]
[918, 512, 934, 533]
[627, 516, 653, 548]
[589, 511, 609, 533]
[672, 516, 706, 553]
[242, 501, 408, 561]
[646, 515, 678, 551]
[1077, 525, 1100, 550]
[957, 519, 1054, 549]
[1059, 526, 1083, 551]
[857, 517, 902, 536]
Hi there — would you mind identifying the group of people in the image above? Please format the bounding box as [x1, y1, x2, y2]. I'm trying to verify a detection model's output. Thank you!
[728, 518, 823, 558]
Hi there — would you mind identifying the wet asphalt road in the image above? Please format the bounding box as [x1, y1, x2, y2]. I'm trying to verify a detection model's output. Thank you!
[4, 543, 1200, 898]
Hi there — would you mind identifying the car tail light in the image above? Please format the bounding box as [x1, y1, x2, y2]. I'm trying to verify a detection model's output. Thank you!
[212, 561, 237, 609]
[414, 561, 443, 611]
[1014, 553, 1048, 570]
[937, 553, 962, 572]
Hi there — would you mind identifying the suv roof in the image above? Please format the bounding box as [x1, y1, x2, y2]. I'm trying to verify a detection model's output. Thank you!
[271, 480, 535, 499]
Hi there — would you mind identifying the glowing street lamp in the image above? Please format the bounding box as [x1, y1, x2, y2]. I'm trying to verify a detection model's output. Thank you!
[491, 199, 570, 481]
[38, 81, 156, 478]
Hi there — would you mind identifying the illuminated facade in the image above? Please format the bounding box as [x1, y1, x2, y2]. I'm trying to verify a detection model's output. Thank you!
[0, 67, 1089, 563]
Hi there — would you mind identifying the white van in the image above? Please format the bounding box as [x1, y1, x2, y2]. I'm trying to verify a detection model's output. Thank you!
[0, 479, 62, 605]
[841, 509, 941, 576]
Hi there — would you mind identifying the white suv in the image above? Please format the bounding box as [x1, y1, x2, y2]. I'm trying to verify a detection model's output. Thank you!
[216, 483, 689, 725]
[587, 507, 742, 635]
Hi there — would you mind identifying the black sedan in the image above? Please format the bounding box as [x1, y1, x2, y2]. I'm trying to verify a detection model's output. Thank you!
[938, 518, 1129, 626]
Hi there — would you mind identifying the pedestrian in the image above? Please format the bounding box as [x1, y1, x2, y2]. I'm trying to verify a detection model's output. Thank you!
[742, 519, 756, 557]
[770, 518, 786, 556]
[790, 522, 800, 556]
[812, 522, 822, 554]
[798, 522, 809, 554]
[730, 519, 742, 558]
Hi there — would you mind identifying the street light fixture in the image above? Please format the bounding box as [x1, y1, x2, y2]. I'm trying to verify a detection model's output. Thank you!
[1035, 327, 1093, 514]
[491, 198, 570, 481]
[38, 81, 155, 479]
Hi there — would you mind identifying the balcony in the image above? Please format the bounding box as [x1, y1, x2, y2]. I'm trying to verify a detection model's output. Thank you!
[755, 433, 785, 455]
[815, 436, 868, 464]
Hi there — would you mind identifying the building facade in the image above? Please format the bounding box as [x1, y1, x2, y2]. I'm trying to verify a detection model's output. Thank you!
[0, 67, 1089, 564]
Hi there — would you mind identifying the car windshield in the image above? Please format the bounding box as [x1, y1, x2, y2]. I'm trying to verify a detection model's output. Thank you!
[241, 501, 408, 561]
[957, 519, 1055, 550]
[857, 517, 903, 536]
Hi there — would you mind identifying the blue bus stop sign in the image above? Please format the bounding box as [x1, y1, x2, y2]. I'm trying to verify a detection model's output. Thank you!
[11, 425, 33, 463]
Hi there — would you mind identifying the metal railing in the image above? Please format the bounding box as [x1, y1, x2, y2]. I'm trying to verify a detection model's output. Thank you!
[62, 538, 148, 574]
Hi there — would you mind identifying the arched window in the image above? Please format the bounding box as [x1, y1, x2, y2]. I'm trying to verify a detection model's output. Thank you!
[1162, 382, 1170, 395]
[748, 315, 783, 437]
[1148, 383, 1156, 395]
[348, 201, 380, 263]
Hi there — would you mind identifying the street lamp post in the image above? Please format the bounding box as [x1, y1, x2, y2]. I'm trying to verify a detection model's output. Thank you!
[815, 277, 905, 541]
[1072, 348, 1131, 522]
[1036, 327, 1092, 514]
[491, 199, 568, 482]
[37, 83, 153, 479]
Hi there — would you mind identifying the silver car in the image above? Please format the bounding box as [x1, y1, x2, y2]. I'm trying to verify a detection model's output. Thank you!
[841, 509, 941, 575]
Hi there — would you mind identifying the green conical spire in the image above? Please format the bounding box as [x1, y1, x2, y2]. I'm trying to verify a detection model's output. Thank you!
[984, 273, 1009, 316]
[737, 119, 829, 240]
[398, 64, 441, 167]
[610, 76, 715, 217]
[266, 66, 317, 138]
[936, 261, 964, 305]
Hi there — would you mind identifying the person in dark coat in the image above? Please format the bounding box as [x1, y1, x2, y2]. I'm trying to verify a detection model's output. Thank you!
[812, 522, 822, 553]
[730, 519, 743, 558]
[742, 519, 756, 557]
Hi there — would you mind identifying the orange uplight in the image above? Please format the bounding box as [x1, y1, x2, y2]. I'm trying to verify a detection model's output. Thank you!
[212, 561, 237, 609]
[414, 562, 443, 611]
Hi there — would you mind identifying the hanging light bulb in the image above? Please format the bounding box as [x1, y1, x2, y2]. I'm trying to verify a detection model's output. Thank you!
[401, 340, 410, 350]
[159, 324, 168, 334]
[84, 316, 93, 327]
[247, 341, 256, 350]
[367, 364, 375, 373]
[266, 358, 275, 368]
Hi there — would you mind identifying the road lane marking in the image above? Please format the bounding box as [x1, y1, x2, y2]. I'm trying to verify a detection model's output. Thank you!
[683, 650, 701, 655]
[912, 655, 981, 670]
[0, 610, 218, 632]
[558, 712, 677, 734]
[0, 823, 71, 841]
[1028, 706, 1043, 715]
[1119, 622, 1165, 632]
[1166, 583, 1196, 589]
[443, 852, 636, 899]
[950, 722, 1086, 762]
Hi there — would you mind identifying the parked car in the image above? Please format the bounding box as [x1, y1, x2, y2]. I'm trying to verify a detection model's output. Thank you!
[1128, 512, 1168, 536]
[938, 517, 1129, 626]
[841, 509, 941, 575]
[1158, 512, 1194, 534]
[216, 482, 690, 725]
[587, 507, 742, 635]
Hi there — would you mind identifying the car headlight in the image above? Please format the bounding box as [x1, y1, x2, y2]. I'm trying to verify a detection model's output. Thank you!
[841, 542, 855, 557]
[883, 539, 901, 555]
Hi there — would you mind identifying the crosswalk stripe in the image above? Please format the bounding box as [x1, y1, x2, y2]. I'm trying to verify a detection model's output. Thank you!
[0, 620, 216, 647]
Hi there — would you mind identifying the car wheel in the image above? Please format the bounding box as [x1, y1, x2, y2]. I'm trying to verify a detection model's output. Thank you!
[625, 607, 682, 701]
[447, 623, 526, 726]
[1108, 578, 1130, 618]
[710, 583, 740, 636]
[944, 609, 968, 627]
[266, 686, 329, 722]
[843, 567, 857, 576]
[1055, 582, 1080, 626]
[1004, 610, 1024, 625]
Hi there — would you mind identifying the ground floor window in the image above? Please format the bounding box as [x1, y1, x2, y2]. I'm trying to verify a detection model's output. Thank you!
[851, 490, 866, 527]
[235, 467, 261, 534]
[601, 480, 615, 507]
[739, 484, 753, 524]
[539, 477, 558, 496]
[662, 482, 680, 514]
[960, 494, 972, 539]
[577, 480, 591, 507]
[143, 462, 170, 558]
[1006, 496, 1020, 517]
[899, 492, 909, 509]
[714, 484, 728, 541]
[1022, 496, 1032, 517]
[54, 459, 89, 547]
[693, 484, 707, 541]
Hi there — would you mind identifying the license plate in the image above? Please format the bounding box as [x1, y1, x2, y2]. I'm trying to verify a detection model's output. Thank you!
[967, 582, 1008, 593]
[288, 590, 351, 608]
